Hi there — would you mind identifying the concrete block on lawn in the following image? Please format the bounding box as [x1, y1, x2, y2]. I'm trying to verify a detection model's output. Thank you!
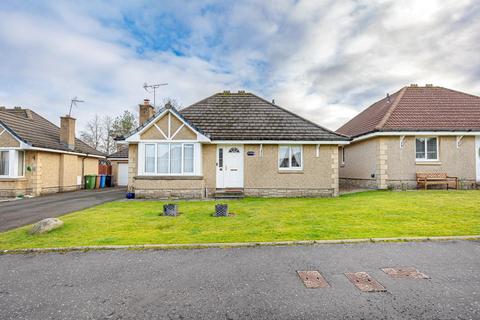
[29, 218, 64, 235]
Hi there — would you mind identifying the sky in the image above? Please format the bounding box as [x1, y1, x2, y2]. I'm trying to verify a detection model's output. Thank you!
[0, 0, 479, 132]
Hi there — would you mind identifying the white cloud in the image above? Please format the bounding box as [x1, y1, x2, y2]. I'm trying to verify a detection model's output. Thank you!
[0, 0, 478, 132]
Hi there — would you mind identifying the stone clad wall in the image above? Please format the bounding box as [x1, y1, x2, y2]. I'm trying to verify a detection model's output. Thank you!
[134, 177, 205, 199]
[0, 150, 99, 198]
[385, 136, 476, 189]
[243, 144, 338, 197]
[340, 135, 477, 190]
[339, 138, 378, 189]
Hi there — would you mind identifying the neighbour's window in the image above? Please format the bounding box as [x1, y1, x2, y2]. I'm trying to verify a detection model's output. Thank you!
[144, 143, 195, 175]
[341, 146, 345, 165]
[278, 145, 302, 170]
[0, 151, 9, 175]
[415, 137, 438, 160]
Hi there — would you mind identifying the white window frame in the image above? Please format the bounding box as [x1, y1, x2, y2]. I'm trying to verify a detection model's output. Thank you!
[278, 145, 303, 170]
[415, 136, 439, 161]
[140, 142, 198, 176]
[0, 149, 25, 178]
[340, 146, 345, 165]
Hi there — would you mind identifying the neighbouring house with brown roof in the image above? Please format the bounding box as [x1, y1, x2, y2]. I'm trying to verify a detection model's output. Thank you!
[117, 91, 349, 199]
[0, 107, 104, 197]
[336, 84, 480, 190]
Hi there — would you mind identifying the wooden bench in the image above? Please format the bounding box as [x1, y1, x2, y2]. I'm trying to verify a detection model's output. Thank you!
[416, 172, 458, 190]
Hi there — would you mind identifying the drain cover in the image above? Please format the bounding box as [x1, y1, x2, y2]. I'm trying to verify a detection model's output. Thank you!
[345, 272, 386, 292]
[382, 267, 430, 279]
[297, 271, 330, 288]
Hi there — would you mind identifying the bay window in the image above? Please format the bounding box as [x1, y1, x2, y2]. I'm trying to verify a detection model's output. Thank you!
[0, 150, 25, 177]
[143, 143, 197, 175]
[278, 145, 303, 170]
[415, 137, 438, 161]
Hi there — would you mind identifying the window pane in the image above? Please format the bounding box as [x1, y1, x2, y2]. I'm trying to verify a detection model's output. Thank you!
[17, 151, 24, 176]
[183, 144, 194, 173]
[170, 144, 182, 174]
[291, 146, 302, 167]
[426, 138, 437, 160]
[279, 146, 289, 168]
[157, 144, 169, 174]
[415, 138, 425, 159]
[0, 151, 9, 175]
[218, 148, 223, 168]
[145, 144, 155, 173]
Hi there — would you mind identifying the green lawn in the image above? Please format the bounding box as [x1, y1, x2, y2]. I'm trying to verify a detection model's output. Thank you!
[1, 190, 480, 250]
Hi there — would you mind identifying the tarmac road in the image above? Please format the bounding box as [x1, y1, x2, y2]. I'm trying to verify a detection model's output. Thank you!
[0, 240, 479, 319]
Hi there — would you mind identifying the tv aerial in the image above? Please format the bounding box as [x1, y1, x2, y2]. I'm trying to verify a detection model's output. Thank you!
[68, 97, 84, 117]
[143, 82, 168, 107]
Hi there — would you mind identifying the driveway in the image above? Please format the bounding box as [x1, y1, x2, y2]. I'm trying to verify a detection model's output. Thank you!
[0, 188, 125, 232]
[0, 240, 479, 319]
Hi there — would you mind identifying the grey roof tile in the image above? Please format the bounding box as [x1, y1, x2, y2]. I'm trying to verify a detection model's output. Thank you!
[179, 92, 348, 141]
[0, 108, 105, 156]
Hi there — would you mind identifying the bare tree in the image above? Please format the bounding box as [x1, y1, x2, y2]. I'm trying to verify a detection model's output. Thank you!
[101, 115, 116, 155]
[80, 111, 138, 154]
[80, 114, 103, 150]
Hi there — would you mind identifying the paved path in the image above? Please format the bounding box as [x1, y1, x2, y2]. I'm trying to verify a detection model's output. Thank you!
[0, 189, 124, 232]
[0, 240, 479, 319]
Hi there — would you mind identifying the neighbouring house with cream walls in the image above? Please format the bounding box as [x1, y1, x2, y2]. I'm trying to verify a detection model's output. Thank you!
[0, 107, 104, 197]
[336, 85, 480, 189]
[118, 91, 350, 199]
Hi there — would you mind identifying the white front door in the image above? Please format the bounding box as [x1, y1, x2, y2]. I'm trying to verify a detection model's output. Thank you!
[216, 145, 244, 188]
[118, 163, 129, 186]
[476, 136, 480, 183]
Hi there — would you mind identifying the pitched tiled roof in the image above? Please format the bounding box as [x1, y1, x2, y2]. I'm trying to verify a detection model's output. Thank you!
[0, 108, 105, 156]
[107, 146, 128, 159]
[337, 85, 480, 138]
[179, 92, 349, 141]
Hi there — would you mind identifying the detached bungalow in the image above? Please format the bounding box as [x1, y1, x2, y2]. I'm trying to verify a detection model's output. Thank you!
[0, 107, 104, 197]
[336, 84, 480, 189]
[119, 91, 349, 199]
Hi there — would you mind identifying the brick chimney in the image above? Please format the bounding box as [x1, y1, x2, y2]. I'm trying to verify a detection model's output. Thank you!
[60, 115, 76, 150]
[139, 99, 155, 125]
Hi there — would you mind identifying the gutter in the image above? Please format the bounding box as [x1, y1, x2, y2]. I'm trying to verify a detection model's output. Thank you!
[350, 130, 480, 143]
[26, 146, 105, 159]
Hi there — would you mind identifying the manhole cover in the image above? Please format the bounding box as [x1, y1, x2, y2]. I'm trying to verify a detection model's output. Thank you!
[345, 272, 386, 292]
[297, 271, 330, 288]
[382, 267, 430, 279]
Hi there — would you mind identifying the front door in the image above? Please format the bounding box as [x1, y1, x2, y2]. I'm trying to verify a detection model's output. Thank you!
[216, 145, 244, 188]
[476, 136, 480, 183]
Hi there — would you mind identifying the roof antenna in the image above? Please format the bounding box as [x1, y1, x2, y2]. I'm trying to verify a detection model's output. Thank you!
[69, 97, 84, 117]
[143, 82, 168, 108]
[386, 93, 391, 103]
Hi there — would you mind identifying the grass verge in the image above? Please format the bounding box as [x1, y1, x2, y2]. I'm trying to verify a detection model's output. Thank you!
[1, 190, 479, 250]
